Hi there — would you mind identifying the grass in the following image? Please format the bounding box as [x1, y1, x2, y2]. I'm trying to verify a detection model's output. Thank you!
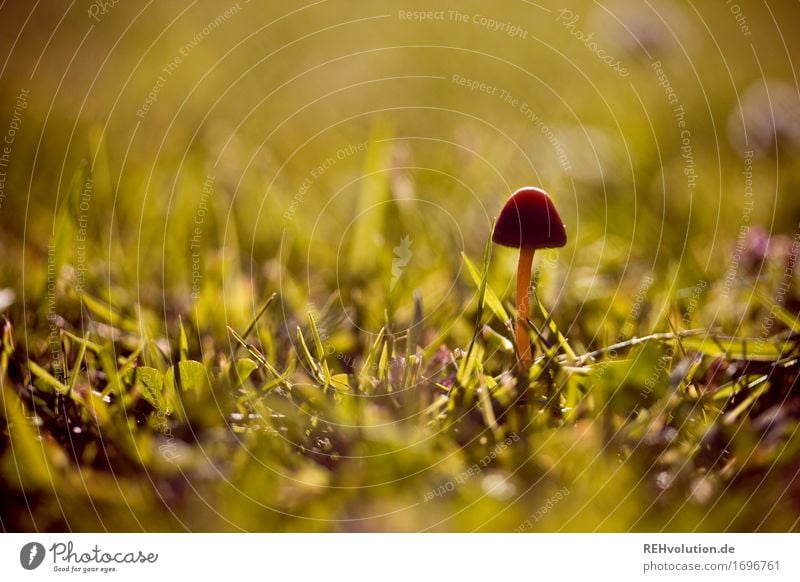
[1, 0, 800, 532]
[2, 195, 799, 531]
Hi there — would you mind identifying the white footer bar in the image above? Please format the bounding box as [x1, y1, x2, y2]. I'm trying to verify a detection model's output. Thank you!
[1, 534, 796, 581]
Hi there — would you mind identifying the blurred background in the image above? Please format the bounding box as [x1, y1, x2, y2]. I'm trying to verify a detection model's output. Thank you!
[1, 0, 799, 532]
[1, 0, 799, 333]
[2, 0, 800, 316]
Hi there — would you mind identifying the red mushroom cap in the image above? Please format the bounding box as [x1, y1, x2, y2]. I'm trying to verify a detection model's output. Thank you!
[492, 187, 567, 249]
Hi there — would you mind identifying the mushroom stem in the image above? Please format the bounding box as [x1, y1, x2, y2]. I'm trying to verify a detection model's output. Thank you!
[515, 246, 535, 371]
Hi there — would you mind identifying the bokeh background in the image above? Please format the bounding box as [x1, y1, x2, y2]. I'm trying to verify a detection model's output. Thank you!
[1, 0, 799, 532]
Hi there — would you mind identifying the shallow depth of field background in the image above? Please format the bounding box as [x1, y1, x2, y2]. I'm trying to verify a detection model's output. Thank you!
[1, 0, 799, 532]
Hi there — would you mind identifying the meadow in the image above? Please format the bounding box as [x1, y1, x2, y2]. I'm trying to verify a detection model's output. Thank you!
[1, 0, 799, 531]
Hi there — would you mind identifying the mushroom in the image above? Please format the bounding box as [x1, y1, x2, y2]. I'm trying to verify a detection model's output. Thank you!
[492, 187, 567, 371]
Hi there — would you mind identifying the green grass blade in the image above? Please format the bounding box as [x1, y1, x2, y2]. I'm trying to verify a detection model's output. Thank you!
[347, 120, 393, 275]
[227, 326, 282, 379]
[681, 335, 787, 360]
[178, 315, 189, 361]
[241, 292, 278, 341]
[477, 367, 503, 440]
[755, 293, 800, 332]
[532, 290, 577, 361]
[296, 326, 324, 384]
[308, 312, 332, 385]
[723, 375, 770, 425]
[29, 360, 69, 395]
[462, 250, 508, 323]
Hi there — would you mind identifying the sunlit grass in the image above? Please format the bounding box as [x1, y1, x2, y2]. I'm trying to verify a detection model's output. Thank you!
[1, 0, 800, 532]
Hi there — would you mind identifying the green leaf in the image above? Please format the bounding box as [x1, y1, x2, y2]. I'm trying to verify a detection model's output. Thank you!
[124, 366, 166, 410]
[165, 360, 208, 392]
[232, 358, 259, 388]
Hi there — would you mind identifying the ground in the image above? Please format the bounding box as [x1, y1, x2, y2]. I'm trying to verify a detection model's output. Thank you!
[1, 0, 799, 532]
